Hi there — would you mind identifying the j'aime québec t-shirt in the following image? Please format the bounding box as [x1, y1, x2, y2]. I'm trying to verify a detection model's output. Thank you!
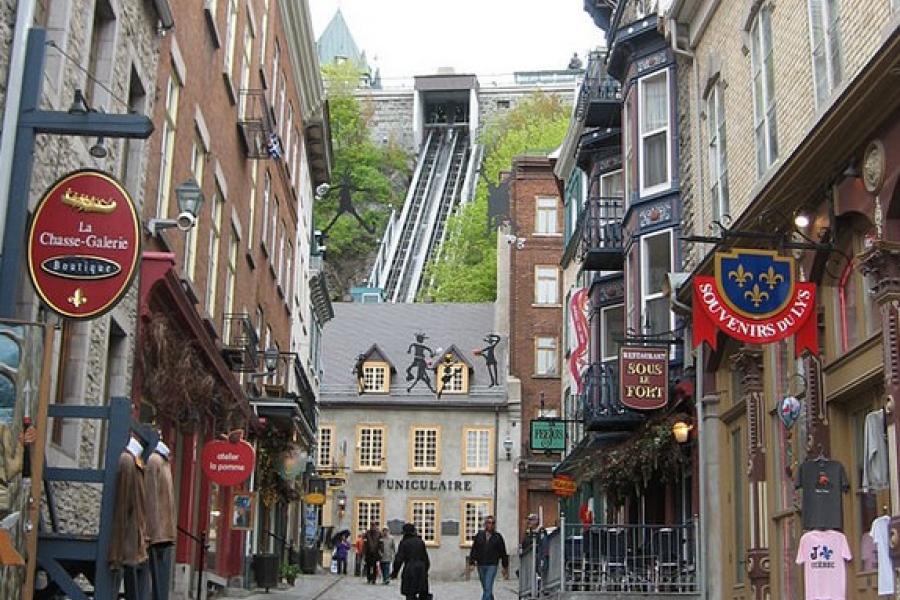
[796, 530, 852, 600]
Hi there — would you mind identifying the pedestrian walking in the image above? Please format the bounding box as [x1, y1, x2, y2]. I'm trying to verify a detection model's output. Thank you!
[520, 514, 548, 590]
[354, 533, 365, 577]
[381, 527, 396, 584]
[364, 521, 383, 584]
[334, 533, 350, 575]
[468, 515, 509, 600]
[390, 523, 430, 600]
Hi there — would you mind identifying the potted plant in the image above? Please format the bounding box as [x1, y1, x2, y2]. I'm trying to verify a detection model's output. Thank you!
[280, 562, 302, 586]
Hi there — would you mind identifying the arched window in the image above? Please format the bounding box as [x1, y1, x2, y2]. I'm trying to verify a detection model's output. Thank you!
[832, 222, 879, 355]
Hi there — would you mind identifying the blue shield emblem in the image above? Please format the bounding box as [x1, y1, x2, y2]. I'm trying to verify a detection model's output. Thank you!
[715, 250, 794, 319]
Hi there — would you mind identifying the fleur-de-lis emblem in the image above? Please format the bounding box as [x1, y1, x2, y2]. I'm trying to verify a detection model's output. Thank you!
[744, 284, 769, 308]
[759, 266, 784, 290]
[68, 288, 87, 308]
[728, 264, 753, 288]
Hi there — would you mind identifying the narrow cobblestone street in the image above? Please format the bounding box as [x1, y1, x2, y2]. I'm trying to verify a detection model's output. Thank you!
[240, 573, 519, 600]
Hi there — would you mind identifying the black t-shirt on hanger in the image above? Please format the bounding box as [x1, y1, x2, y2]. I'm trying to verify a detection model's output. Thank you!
[796, 458, 850, 531]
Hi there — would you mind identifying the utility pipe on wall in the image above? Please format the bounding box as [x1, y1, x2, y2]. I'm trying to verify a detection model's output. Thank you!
[0, 0, 37, 263]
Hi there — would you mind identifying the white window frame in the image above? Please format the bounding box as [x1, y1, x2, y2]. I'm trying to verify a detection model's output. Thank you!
[258, 0, 270, 66]
[462, 427, 493, 474]
[223, 0, 239, 78]
[247, 161, 258, 248]
[637, 69, 671, 197]
[623, 97, 633, 205]
[222, 226, 238, 326]
[640, 229, 675, 336]
[238, 22, 254, 119]
[156, 67, 181, 220]
[534, 196, 559, 235]
[260, 171, 271, 251]
[807, 0, 843, 108]
[269, 197, 279, 261]
[750, 7, 778, 176]
[356, 425, 386, 472]
[534, 266, 560, 305]
[410, 427, 441, 473]
[184, 133, 206, 278]
[600, 304, 624, 363]
[354, 498, 383, 539]
[317, 424, 334, 469]
[599, 169, 623, 198]
[706, 84, 729, 223]
[535, 336, 559, 377]
[205, 186, 224, 317]
[361, 362, 389, 393]
[409, 499, 440, 546]
[461, 500, 492, 547]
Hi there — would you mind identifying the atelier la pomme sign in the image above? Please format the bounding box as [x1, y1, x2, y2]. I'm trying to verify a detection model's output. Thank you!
[27, 170, 140, 319]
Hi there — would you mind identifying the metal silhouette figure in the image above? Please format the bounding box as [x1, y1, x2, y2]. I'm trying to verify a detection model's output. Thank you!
[320, 172, 377, 235]
[436, 353, 463, 399]
[475, 334, 502, 387]
[405, 333, 435, 393]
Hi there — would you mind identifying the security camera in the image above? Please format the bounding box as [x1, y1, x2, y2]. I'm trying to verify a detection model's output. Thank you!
[516, 239, 525, 250]
[505, 234, 517, 245]
[315, 183, 331, 197]
[176, 211, 197, 232]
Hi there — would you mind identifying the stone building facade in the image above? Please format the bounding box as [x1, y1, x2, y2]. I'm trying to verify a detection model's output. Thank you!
[665, 0, 900, 598]
[498, 155, 564, 528]
[317, 303, 520, 578]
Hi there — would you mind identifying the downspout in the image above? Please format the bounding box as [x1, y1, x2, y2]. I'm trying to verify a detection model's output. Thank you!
[669, 16, 708, 600]
[0, 0, 37, 261]
[493, 406, 499, 515]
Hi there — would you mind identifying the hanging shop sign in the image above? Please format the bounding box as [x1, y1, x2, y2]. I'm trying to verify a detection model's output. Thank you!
[568, 288, 590, 394]
[619, 346, 669, 411]
[27, 169, 140, 319]
[201, 437, 256, 486]
[692, 249, 818, 357]
[551, 474, 577, 497]
[530, 419, 566, 452]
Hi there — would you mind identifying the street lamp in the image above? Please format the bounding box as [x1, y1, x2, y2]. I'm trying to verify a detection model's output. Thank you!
[147, 178, 205, 235]
[251, 347, 280, 379]
[673, 421, 694, 444]
[503, 435, 513, 460]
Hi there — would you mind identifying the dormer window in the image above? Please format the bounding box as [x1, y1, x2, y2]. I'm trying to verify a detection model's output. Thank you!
[354, 344, 395, 395]
[362, 361, 389, 393]
[435, 346, 473, 396]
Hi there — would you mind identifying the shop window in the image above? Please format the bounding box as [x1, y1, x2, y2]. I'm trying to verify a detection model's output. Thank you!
[361, 362, 389, 393]
[601, 305, 624, 363]
[638, 69, 671, 195]
[207, 483, 222, 569]
[808, 0, 843, 108]
[640, 229, 674, 336]
[535, 266, 560, 305]
[409, 500, 439, 546]
[356, 425, 386, 471]
[410, 427, 441, 473]
[463, 427, 493, 473]
[355, 498, 383, 539]
[317, 424, 334, 469]
[535, 337, 559, 377]
[461, 500, 492, 546]
[731, 427, 745, 584]
[833, 228, 879, 355]
[852, 400, 889, 573]
[535, 197, 559, 235]
[706, 84, 729, 223]
[750, 6, 779, 176]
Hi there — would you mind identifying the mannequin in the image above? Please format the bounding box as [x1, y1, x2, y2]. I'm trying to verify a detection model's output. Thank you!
[144, 440, 175, 600]
[110, 436, 150, 600]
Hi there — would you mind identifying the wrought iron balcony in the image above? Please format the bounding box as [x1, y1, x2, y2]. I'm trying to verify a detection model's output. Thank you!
[237, 89, 278, 160]
[574, 50, 621, 128]
[221, 313, 259, 373]
[582, 361, 644, 432]
[580, 196, 625, 271]
[249, 352, 318, 444]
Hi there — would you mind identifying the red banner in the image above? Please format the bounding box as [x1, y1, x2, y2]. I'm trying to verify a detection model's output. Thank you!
[693, 276, 818, 357]
[568, 289, 590, 394]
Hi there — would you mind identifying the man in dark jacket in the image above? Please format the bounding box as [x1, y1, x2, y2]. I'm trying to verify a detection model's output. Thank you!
[363, 522, 382, 584]
[468, 515, 509, 600]
[391, 523, 430, 600]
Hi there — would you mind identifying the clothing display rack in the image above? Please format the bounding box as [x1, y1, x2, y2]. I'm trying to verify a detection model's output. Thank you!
[36, 397, 139, 599]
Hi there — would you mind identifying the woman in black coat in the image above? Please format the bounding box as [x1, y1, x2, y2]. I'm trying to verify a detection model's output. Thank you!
[391, 523, 430, 600]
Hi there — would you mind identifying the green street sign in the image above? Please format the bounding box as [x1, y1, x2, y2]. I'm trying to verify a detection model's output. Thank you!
[530, 419, 565, 452]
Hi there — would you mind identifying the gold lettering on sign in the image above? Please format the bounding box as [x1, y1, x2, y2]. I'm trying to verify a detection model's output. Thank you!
[61, 188, 117, 214]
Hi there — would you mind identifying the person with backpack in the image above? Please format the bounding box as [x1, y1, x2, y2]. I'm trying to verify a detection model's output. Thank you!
[468, 515, 509, 600]
[363, 521, 383, 584]
[391, 523, 430, 600]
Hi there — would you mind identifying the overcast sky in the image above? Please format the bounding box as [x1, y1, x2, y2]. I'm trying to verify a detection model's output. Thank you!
[309, 1, 606, 86]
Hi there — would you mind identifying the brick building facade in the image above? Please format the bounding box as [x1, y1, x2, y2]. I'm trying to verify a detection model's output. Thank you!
[501, 155, 564, 529]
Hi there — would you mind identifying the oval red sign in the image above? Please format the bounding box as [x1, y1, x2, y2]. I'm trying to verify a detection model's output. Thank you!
[27, 170, 140, 319]
[201, 439, 256, 486]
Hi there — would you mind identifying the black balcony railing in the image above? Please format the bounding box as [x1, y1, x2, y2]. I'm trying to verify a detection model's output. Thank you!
[237, 89, 277, 160]
[582, 362, 644, 431]
[581, 76, 622, 128]
[221, 313, 259, 373]
[580, 196, 625, 271]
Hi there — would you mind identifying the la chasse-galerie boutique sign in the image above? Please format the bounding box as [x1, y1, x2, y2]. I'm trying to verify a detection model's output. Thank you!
[692, 249, 817, 356]
[27, 170, 140, 319]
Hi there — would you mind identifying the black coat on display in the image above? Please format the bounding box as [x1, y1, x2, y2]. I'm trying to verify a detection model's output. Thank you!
[391, 529, 430, 597]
